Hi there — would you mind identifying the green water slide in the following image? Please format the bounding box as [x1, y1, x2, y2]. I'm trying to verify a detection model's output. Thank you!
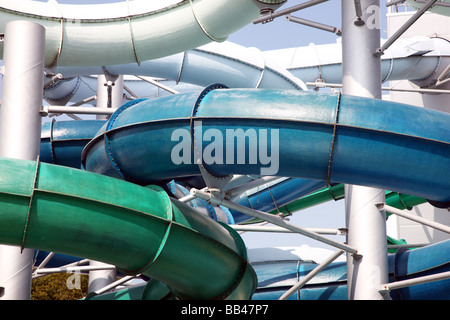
[268, 184, 426, 217]
[0, 157, 256, 300]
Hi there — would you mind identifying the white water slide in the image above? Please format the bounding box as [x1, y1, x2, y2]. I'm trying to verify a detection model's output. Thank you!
[43, 36, 450, 105]
[2, 0, 449, 105]
[0, 0, 284, 66]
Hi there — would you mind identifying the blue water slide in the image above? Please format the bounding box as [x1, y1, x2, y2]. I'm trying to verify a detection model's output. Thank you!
[38, 86, 450, 299]
[229, 178, 327, 223]
[252, 239, 450, 300]
[38, 119, 328, 224]
[82, 86, 450, 206]
[40, 120, 106, 168]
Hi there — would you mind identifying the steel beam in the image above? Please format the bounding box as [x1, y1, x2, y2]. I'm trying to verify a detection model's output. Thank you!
[342, 0, 390, 300]
[0, 20, 45, 300]
[253, 0, 330, 24]
[279, 249, 345, 300]
[375, 0, 438, 56]
[190, 188, 357, 254]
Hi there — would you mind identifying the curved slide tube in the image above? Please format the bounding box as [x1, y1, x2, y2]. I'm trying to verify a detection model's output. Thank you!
[31, 85, 449, 299]
[0, 157, 256, 300]
[82, 238, 450, 300]
[252, 239, 450, 300]
[238, 183, 426, 224]
[38, 120, 427, 225]
[263, 36, 450, 87]
[40, 120, 106, 169]
[44, 36, 447, 105]
[53, 41, 307, 94]
[82, 86, 450, 206]
[229, 178, 326, 224]
[270, 185, 426, 217]
[0, 0, 283, 67]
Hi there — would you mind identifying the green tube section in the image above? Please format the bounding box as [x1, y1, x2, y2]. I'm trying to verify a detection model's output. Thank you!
[0, 157, 256, 300]
[269, 184, 426, 217]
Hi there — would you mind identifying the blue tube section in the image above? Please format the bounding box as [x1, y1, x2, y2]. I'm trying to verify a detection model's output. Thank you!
[36, 87, 450, 299]
[166, 180, 235, 224]
[82, 86, 450, 203]
[41, 120, 106, 168]
[252, 239, 450, 300]
[38, 119, 328, 224]
[230, 178, 326, 223]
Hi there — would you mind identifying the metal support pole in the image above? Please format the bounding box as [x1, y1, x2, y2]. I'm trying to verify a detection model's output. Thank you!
[88, 275, 138, 297]
[380, 270, 450, 293]
[96, 74, 124, 120]
[190, 188, 358, 254]
[279, 249, 345, 300]
[0, 20, 45, 300]
[375, 0, 437, 55]
[224, 176, 283, 198]
[342, 0, 390, 300]
[305, 81, 450, 94]
[35, 265, 117, 275]
[33, 252, 56, 273]
[89, 73, 123, 290]
[135, 76, 180, 95]
[88, 260, 117, 294]
[41, 105, 116, 116]
[253, 0, 330, 24]
[377, 203, 450, 234]
[231, 224, 346, 235]
[286, 15, 342, 35]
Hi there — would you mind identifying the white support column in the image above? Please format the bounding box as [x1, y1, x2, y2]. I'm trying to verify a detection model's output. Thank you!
[96, 73, 124, 120]
[88, 260, 117, 294]
[89, 73, 123, 292]
[342, 0, 389, 300]
[0, 20, 46, 300]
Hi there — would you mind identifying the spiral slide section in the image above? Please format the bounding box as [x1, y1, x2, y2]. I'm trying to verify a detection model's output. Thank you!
[0, 0, 284, 67]
[263, 36, 450, 86]
[53, 40, 307, 93]
[252, 238, 450, 300]
[38, 120, 427, 225]
[1, 0, 449, 301]
[44, 36, 447, 105]
[76, 85, 449, 299]
[5, 75, 449, 302]
[0, 156, 257, 300]
[82, 86, 450, 205]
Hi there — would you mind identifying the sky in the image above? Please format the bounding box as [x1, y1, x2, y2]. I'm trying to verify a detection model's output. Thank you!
[3, 0, 391, 252]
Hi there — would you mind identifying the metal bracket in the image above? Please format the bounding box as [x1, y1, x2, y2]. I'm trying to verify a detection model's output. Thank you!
[253, 0, 330, 24]
[374, 0, 438, 56]
[286, 14, 342, 35]
[196, 158, 234, 191]
[354, 0, 365, 26]
[43, 73, 63, 90]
